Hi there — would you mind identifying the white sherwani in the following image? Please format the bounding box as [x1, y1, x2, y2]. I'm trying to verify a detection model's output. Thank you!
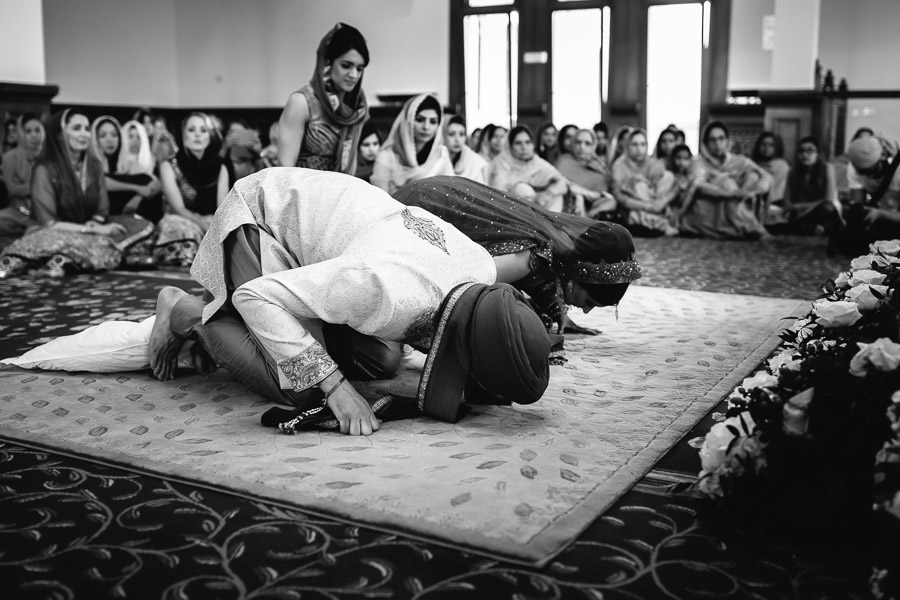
[190, 167, 496, 392]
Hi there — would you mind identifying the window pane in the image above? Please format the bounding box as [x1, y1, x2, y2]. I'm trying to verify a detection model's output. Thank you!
[646, 4, 703, 153]
[468, 0, 513, 6]
[464, 12, 518, 130]
[552, 8, 603, 128]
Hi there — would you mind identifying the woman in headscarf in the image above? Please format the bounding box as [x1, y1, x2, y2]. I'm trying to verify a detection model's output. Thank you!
[680, 121, 771, 239]
[488, 125, 569, 212]
[478, 123, 507, 163]
[554, 124, 578, 166]
[490, 125, 601, 215]
[277, 22, 369, 174]
[751, 131, 790, 208]
[154, 112, 228, 266]
[92, 117, 160, 217]
[0, 109, 153, 278]
[370, 93, 454, 194]
[607, 125, 633, 167]
[0, 113, 44, 237]
[444, 114, 489, 184]
[393, 175, 642, 336]
[536, 122, 559, 164]
[555, 128, 618, 221]
[354, 121, 382, 183]
[611, 128, 679, 236]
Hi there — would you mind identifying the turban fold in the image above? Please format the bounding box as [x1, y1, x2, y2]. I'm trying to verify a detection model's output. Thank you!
[418, 282, 553, 422]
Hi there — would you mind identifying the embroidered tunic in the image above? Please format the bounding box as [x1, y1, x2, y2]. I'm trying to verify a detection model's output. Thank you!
[191, 167, 496, 392]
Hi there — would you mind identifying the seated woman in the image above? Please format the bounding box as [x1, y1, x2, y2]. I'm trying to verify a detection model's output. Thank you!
[611, 128, 679, 237]
[370, 93, 454, 194]
[353, 121, 381, 183]
[751, 131, 791, 220]
[394, 175, 642, 336]
[0, 109, 153, 278]
[679, 121, 771, 240]
[665, 143, 702, 215]
[489, 125, 570, 212]
[555, 128, 618, 221]
[607, 125, 633, 167]
[444, 114, 489, 184]
[653, 128, 678, 162]
[554, 124, 578, 167]
[92, 117, 161, 218]
[772, 136, 844, 235]
[477, 123, 507, 163]
[536, 122, 559, 164]
[0, 113, 44, 237]
[154, 112, 229, 267]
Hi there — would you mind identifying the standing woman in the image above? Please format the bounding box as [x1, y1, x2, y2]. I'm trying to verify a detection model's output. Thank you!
[154, 112, 228, 267]
[0, 109, 153, 278]
[370, 93, 454, 194]
[444, 114, 489, 184]
[0, 113, 44, 236]
[277, 22, 369, 174]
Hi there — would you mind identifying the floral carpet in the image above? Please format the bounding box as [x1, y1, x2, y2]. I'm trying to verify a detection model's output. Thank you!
[0, 235, 875, 598]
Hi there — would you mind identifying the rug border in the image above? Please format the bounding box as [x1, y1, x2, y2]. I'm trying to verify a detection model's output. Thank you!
[0, 294, 807, 567]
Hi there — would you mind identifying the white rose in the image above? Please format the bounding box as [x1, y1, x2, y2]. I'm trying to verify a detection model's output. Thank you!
[892, 390, 900, 405]
[845, 283, 889, 310]
[699, 411, 757, 472]
[741, 371, 779, 391]
[849, 337, 900, 377]
[813, 299, 863, 328]
[834, 271, 852, 289]
[870, 240, 900, 256]
[849, 269, 887, 286]
[768, 349, 802, 374]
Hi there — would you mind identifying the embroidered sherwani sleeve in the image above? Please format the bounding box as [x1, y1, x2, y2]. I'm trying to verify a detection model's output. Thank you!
[231, 257, 394, 392]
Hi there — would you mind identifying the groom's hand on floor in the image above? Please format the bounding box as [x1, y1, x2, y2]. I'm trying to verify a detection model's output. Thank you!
[325, 375, 381, 436]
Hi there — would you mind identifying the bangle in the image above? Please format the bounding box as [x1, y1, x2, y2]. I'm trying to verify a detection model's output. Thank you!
[90, 215, 108, 224]
[320, 375, 347, 400]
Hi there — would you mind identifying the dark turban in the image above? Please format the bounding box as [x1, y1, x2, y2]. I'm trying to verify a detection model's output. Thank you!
[418, 283, 553, 422]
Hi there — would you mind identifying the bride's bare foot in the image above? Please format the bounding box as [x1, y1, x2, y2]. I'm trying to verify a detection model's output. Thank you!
[149, 286, 190, 381]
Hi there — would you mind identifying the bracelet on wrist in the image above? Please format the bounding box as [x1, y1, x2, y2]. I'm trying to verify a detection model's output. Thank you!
[90, 215, 108, 224]
[320, 375, 347, 400]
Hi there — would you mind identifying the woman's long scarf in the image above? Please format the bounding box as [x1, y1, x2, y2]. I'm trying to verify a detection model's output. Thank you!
[491, 150, 561, 194]
[310, 23, 369, 173]
[379, 93, 447, 187]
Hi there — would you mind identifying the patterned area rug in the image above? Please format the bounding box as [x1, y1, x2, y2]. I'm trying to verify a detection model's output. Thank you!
[0, 286, 802, 565]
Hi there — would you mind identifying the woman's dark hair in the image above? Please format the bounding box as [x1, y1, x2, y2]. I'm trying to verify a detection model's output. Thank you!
[593, 121, 609, 138]
[751, 131, 784, 163]
[535, 122, 557, 159]
[557, 124, 578, 155]
[508, 125, 534, 146]
[132, 106, 157, 125]
[666, 143, 693, 172]
[787, 135, 828, 205]
[325, 23, 369, 66]
[702, 121, 729, 145]
[19, 112, 41, 129]
[446, 114, 466, 130]
[416, 94, 442, 117]
[358, 121, 383, 148]
[851, 127, 875, 141]
[654, 129, 677, 159]
[796, 135, 820, 154]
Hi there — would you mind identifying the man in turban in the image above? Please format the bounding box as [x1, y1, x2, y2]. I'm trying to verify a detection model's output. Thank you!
[149, 168, 553, 436]
[846, 135, 900, 238]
